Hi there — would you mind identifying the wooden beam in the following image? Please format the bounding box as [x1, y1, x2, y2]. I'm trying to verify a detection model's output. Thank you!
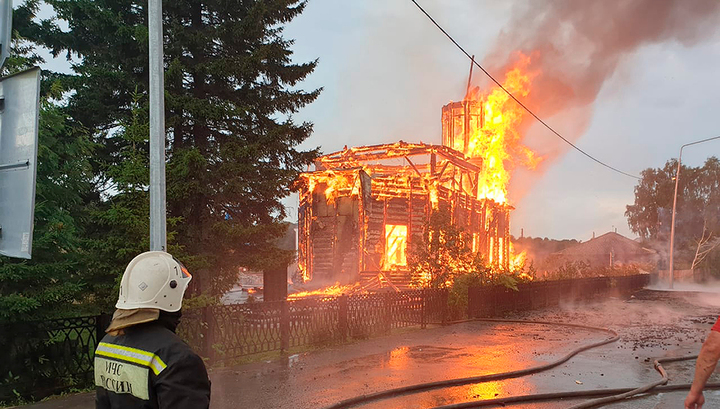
[436, 160, 451, 180]
[317, 142, 482, 174]
[404, 156, 423, 177]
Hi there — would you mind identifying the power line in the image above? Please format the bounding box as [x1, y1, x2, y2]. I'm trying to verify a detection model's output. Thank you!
[409, 0, 641, 180]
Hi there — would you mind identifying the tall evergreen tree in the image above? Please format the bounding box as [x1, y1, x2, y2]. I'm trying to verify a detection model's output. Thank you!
[23, 0, 320, 295]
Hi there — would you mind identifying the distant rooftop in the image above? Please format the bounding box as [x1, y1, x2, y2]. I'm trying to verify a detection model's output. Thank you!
[554, 232, 656, 258]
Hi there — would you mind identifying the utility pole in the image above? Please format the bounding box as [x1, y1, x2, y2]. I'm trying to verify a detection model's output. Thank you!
[668, 135, 720, 288]
[148, 0, 166, 251]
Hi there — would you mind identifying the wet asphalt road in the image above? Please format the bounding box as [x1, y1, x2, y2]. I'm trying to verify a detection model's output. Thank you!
[14, 288, 720, 409]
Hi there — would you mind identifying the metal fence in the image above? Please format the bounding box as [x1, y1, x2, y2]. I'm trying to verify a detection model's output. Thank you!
[1, 274, 649, 401]
[0, 314, 111, 402]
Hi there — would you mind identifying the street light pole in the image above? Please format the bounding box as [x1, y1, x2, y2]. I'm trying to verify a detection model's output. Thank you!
[148, 0, 166, 252]
[668, 135, 720, 289]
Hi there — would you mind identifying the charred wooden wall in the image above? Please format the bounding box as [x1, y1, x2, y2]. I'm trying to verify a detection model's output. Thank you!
[298, 169, 511, 284]
[300, 190, 361, 284]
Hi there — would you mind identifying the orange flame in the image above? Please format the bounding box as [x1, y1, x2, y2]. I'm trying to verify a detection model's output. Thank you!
[509, 241, 528, 272]
[466, 53, 543, 204]
[383, 224, 408, 269]
[287, 282, 362, 299]
[298, 171, 360, 283]
[298, 259, 310, 283]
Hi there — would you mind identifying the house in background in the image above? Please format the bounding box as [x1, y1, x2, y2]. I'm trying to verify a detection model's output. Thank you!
[543, 231, 659, 271]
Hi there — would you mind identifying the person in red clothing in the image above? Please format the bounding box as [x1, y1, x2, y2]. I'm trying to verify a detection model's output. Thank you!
[685, 318, 720, 408]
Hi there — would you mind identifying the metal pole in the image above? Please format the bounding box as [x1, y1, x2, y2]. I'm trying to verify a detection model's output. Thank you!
[668, 150, 682, 289]
[668, 135, 720, 289]
[148, 0, 166, 251]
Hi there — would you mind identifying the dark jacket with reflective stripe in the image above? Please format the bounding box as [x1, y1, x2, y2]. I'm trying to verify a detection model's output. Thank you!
[94, 318, 210, 409]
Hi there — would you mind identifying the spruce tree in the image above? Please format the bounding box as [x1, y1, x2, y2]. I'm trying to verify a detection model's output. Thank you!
[23, 0, 320, 295]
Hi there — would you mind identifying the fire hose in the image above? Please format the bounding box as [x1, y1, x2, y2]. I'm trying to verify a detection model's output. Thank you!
[429, 355, 710, 409]
[321, 318, 713, 409]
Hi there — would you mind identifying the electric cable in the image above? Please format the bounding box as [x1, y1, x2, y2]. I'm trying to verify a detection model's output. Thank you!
[409, 0, 641, 180]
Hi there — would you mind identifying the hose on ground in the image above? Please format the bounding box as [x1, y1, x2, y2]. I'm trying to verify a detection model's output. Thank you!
[428, 380, 720, 408]
[563, 355, 688, 409]
[428, 355, 703, 409]
[322, 319, 620, 409]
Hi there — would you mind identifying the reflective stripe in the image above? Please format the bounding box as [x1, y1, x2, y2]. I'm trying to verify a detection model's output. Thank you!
[96, 342, 168, 375]
[150, 355, 167, 375]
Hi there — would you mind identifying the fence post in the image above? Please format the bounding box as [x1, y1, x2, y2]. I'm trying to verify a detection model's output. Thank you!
[420, 290, 426, 329]
[201, 307, 216, 365]
[466, 287, 471, 319]
[280, 300, 290, 353]
[384, 292, 392, 334]
[493, 287, 500, 316]
[338, 295, 348, 342]
[466, 286, 475, 319]
[441, 288, 448, 324]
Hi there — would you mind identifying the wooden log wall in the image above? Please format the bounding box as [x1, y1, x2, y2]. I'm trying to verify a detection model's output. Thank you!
[303, 187, 361, 284]
[299, 169, 512, 284]
[298, 198, 311, 280]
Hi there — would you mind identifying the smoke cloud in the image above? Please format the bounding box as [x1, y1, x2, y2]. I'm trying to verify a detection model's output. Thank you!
[479, 0, 720, 202]
[489, 0, 720, 110]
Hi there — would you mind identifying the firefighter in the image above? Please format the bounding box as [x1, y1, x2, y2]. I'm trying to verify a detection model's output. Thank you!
[94, 251, 211, 408]
[685, 319, 720, 409]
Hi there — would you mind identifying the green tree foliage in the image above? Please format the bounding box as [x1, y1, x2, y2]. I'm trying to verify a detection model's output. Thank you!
[81, 93, 189, 312]
[408, 205, 534, 289]
[625, 157, 720, 271]
[408, 206, 537, 319]
[408, 205, 482, 288]
[0, 4, 99, 321]
[22, 0, 320, 296]
[0, 101, 97, 321]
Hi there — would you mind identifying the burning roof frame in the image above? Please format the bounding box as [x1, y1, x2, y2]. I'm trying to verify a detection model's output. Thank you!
[297, 141, 512, 287]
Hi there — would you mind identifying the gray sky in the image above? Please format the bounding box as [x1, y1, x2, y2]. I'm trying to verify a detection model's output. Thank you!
[34, 0, 720, 241]
[282, 0, 720, 241]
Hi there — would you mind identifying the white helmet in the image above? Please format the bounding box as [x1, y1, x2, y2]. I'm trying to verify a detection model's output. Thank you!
[116, 251, 192, 312]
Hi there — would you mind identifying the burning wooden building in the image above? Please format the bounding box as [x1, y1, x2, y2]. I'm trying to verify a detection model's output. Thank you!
[297, 139, 511, 287]
[295, 55, 543, 289]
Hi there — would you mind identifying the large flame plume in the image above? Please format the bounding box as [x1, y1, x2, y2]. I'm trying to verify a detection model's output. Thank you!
[481, 0, 720, 201]
[466, 53, 542, 205]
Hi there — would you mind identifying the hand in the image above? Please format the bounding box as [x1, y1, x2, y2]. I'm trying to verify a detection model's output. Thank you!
[685, 390, 705, 409]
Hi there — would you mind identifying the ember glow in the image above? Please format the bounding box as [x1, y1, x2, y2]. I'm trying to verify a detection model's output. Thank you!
[384, 224, 408, 268]
[509, 241, 529, 274]
[307, 171, 360, 204]
[287, 282, 362, 300]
